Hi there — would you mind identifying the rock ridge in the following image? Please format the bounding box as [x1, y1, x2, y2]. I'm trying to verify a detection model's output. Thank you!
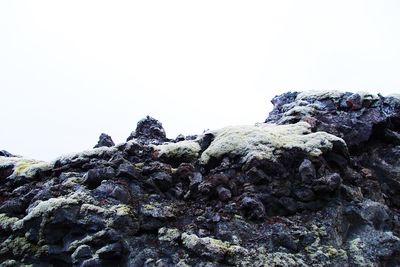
[1, 91, 400, 266]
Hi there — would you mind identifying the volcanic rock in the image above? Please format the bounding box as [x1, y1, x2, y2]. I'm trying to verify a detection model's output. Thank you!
[1, 92, 400, 266]
[93, 133, 115, 148]
[127, 115, 167, 144]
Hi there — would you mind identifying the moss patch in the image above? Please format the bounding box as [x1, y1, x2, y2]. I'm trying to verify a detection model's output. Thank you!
[155, 140, 201, 162]
[200, 122, 346, 165]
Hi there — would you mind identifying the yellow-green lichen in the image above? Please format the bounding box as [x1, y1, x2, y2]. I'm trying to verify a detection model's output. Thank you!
[13, 195, 81, 231]
[158, 227, 181, 242]
[61, 176, 82, 188]
[236, 246, 307, 267]
[0, 213, 19, 231]
[110, 204, 133, 217]
[134, 162, 145, 169]
[0, 157, 51, 178]
[200, 122, 346, 165]
[347, 237, 371, 266]
[141, 203, 176, 219]
[0, 236, 40, 256]
[52, 146, 118, 166]
[155, 140, 201, 162]
[181, 233, 235, 259]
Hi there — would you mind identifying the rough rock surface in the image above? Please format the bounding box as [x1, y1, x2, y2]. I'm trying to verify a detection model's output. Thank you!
[127, 116, 168, 145]
[94, 133, 115, 149]
[1, 91, 400, 266]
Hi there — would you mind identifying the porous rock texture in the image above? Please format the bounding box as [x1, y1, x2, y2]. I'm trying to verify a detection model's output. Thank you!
[1, 91, 400, 266]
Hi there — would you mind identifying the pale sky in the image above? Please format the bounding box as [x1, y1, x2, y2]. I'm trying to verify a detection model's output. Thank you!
[1, 1, 399, 161]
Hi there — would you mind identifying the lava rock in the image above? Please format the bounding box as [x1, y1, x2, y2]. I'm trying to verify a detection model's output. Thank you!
[72, 245, 93, 264]
[83, 167, 115, 189]
[127, 116, 167, 144]
[299, 159, 316, 184]
[312, 173, 342, 193]
[117, 163, 139, 179]
[150, 172, 172, 191]
[293, 187, 315, 202]
[0, 150, 14, 157]
[240, 196, 266, 220]
[2, 90, 400, 267]
[96, 242, 122, 259]
[216, 186, 232, 201]
[94, 133, 115, 148]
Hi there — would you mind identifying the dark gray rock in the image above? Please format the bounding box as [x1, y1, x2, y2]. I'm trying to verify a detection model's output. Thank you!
[312, 173, 342, 193]
[117, 163, 139, 179]
[175, 134, 185, 142]
[150, 172, 172, 192]
[110, 185, 131, 204]
[0, 150, 14, 157]
[72, 245, 93, 264]
[81, 258, 103, 267]
[96, 242, 122, 259]
[299, 159, 316, 184]
[127, 116, 167, 144]
[216, 186, 231, 201]
[240, 196, 266, 220]
[94, 133, 115, 148]
[293, 187, 315, 202]
[83, 167, 115, 189]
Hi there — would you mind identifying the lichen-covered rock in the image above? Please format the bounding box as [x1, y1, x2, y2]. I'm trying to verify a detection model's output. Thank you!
[2, 91, 400, 266]
[181, 233, 246, 261]
[155, 140, 201, 165]
[199, 122, 347, 166]
[0, 157, 51, 179]
[266, 90, 400, 148]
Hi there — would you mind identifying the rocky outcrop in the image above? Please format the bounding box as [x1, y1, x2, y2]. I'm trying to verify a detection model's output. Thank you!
[1, 91, 400, 266]
[94, 133, 115, 149]
[127, 116, 168, 145]
[266, 90, 400, 149]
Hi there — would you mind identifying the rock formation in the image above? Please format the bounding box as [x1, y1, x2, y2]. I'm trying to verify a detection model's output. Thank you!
[1, 91, 400, 266]
[94, 134, 115, 149]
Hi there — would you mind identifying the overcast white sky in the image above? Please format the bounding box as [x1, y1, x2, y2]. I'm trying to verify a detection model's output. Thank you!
[1, 1, 399, 161]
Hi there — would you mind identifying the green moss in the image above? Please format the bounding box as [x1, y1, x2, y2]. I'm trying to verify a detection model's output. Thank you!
[200, 122, 346, 165]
